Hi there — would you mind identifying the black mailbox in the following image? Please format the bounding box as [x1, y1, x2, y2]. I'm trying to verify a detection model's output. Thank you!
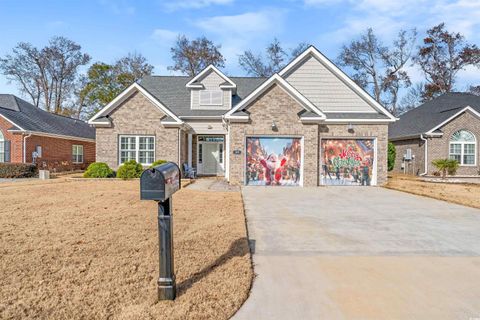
[140, 162, 181, 201]
[139, 161, 181, 301]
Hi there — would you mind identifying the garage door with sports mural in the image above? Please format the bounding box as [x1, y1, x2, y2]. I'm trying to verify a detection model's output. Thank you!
[321, 139, 375, 186]
[246, 137, 302, 186]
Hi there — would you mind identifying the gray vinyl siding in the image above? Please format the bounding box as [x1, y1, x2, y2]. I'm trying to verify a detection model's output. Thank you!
[284, 55, 378, 113]
[191, 70, 231, 110]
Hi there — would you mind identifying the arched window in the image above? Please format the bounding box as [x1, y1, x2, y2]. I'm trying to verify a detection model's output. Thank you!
[0, 129, 4, 162]
[449, 130, 476, 165]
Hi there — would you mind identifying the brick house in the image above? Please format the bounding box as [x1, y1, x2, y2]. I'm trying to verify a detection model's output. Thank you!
[0, 94, 95, 171]
[389, 93, 480, 176]
[89, 46, 396, 186]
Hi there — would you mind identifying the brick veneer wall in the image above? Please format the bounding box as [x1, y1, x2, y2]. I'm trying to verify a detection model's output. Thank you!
[26, 135, 95, 171]
[0, 116, 23, 162]
[95, 91, 181, 169]
[228, 84, 389, 186]
[229, 85, 319, 186]
[390, 138, 426, 175]
[427, 110, 480, 175]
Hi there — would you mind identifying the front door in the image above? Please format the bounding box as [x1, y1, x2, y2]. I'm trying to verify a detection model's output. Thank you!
[203, 143, 218, 175]
[197, 135, 225, 176]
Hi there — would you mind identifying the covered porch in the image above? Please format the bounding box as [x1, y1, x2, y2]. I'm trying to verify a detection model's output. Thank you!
[185, 120, 228, 177]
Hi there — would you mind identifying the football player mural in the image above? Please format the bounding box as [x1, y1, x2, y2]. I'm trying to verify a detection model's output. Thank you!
[246, 137, 301, 186]
[321, 139, 375, 186]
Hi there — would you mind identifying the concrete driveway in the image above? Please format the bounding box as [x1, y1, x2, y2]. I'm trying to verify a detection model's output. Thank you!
[233, 187, 480, 320]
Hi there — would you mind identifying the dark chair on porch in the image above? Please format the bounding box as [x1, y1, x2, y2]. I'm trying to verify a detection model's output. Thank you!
[183, 163, 196, 179]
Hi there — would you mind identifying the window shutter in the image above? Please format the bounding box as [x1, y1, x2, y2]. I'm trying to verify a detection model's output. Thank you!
[4, 140, 11, 162]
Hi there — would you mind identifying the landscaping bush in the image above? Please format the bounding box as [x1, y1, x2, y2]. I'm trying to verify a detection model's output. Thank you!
[117, 160, 143, 180]
[0, 163, 37, 178]
[387, 142, 396, 171]
[432, 159, 459, 178]
[149, 159, 167, 168]
[83, 162, 115, 178]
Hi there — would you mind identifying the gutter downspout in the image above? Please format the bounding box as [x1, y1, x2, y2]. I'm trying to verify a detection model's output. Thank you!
[23, 133, 32, 163]
[178, 128, 181, 166]
[222, 116, 230, 181]
[420, 134, 428, 176]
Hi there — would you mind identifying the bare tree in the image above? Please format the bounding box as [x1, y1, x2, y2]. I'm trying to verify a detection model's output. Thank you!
[381, 30, 417, 115]
[338, 29, 386, 102]
[338, 28, 416, 115]
[413, 23, 480, 100]
[238, 39, 309, 77]
[0, 36, 91, 114]
[43, 37, 91, 114]
[168, 35, 225, 76]
[114, 52, 154, 86]
[469, 85, 480, 96]
[0, 43, 43, 107]
[398, 83, 424, 114]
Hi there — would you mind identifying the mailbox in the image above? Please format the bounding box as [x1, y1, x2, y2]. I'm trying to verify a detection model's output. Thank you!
[140, 162, 181, 201]
[139, 161, 181, 301]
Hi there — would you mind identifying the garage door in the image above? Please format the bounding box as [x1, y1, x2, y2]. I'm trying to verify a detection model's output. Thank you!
[246, 137, 302, 186]
[321, 139, 375, 186]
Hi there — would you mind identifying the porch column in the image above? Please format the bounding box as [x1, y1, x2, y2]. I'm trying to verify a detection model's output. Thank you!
[187, 133, 192, 167]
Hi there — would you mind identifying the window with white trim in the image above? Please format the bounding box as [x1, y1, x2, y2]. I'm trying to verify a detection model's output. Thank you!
[72, 145, 84, 163]
[199, 90, 223, 105]
[449, 130, 476, 165]
[119, 136, 155, 165]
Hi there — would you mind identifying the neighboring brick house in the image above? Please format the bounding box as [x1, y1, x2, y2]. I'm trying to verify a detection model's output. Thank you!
[89, 46, 396, 186]
[389, 93, 480, 176]
[0, 94, 95, 171]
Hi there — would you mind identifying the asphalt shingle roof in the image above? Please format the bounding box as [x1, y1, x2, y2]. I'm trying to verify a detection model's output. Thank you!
[0, 94, 95, 140]
[139, 76, 266, 117]
[389, 93, 480, 139]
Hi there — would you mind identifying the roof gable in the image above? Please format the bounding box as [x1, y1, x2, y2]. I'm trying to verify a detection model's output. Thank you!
[279, 46, 396, 121]
[186, 65, 236, 89]
[225, 74, 326, 121]
[88, 82, 183, 126]
[389, 93, 480, 139]
[426, 106, 480, 134]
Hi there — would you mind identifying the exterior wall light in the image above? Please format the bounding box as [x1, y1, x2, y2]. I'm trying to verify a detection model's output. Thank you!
[347, 123, 354, 132]
[271, 121, 277, 131]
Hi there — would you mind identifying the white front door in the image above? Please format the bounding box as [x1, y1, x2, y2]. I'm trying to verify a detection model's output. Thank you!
[197, 135, 225, 176]
[203, 143, 218, 175]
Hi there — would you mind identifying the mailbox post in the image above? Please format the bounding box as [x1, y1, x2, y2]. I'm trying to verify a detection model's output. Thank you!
[140, 162, 181, 300]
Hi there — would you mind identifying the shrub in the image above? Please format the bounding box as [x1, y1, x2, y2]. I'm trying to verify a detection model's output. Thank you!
[387, 142, 396, 171]
[0, 163, 37, 178]
[83, 162, 115, 178]
[117, 160, 143, 180]
[149, 160, 167, 168]
[432, 159, 459, 179]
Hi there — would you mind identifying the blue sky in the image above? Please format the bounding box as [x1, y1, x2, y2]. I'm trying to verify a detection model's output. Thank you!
[0, 0, 479, 97]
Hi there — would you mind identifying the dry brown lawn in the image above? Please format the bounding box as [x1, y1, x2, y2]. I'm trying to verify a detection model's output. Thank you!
[385, 174, 480, 209]
[0, 178, 252, 319]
